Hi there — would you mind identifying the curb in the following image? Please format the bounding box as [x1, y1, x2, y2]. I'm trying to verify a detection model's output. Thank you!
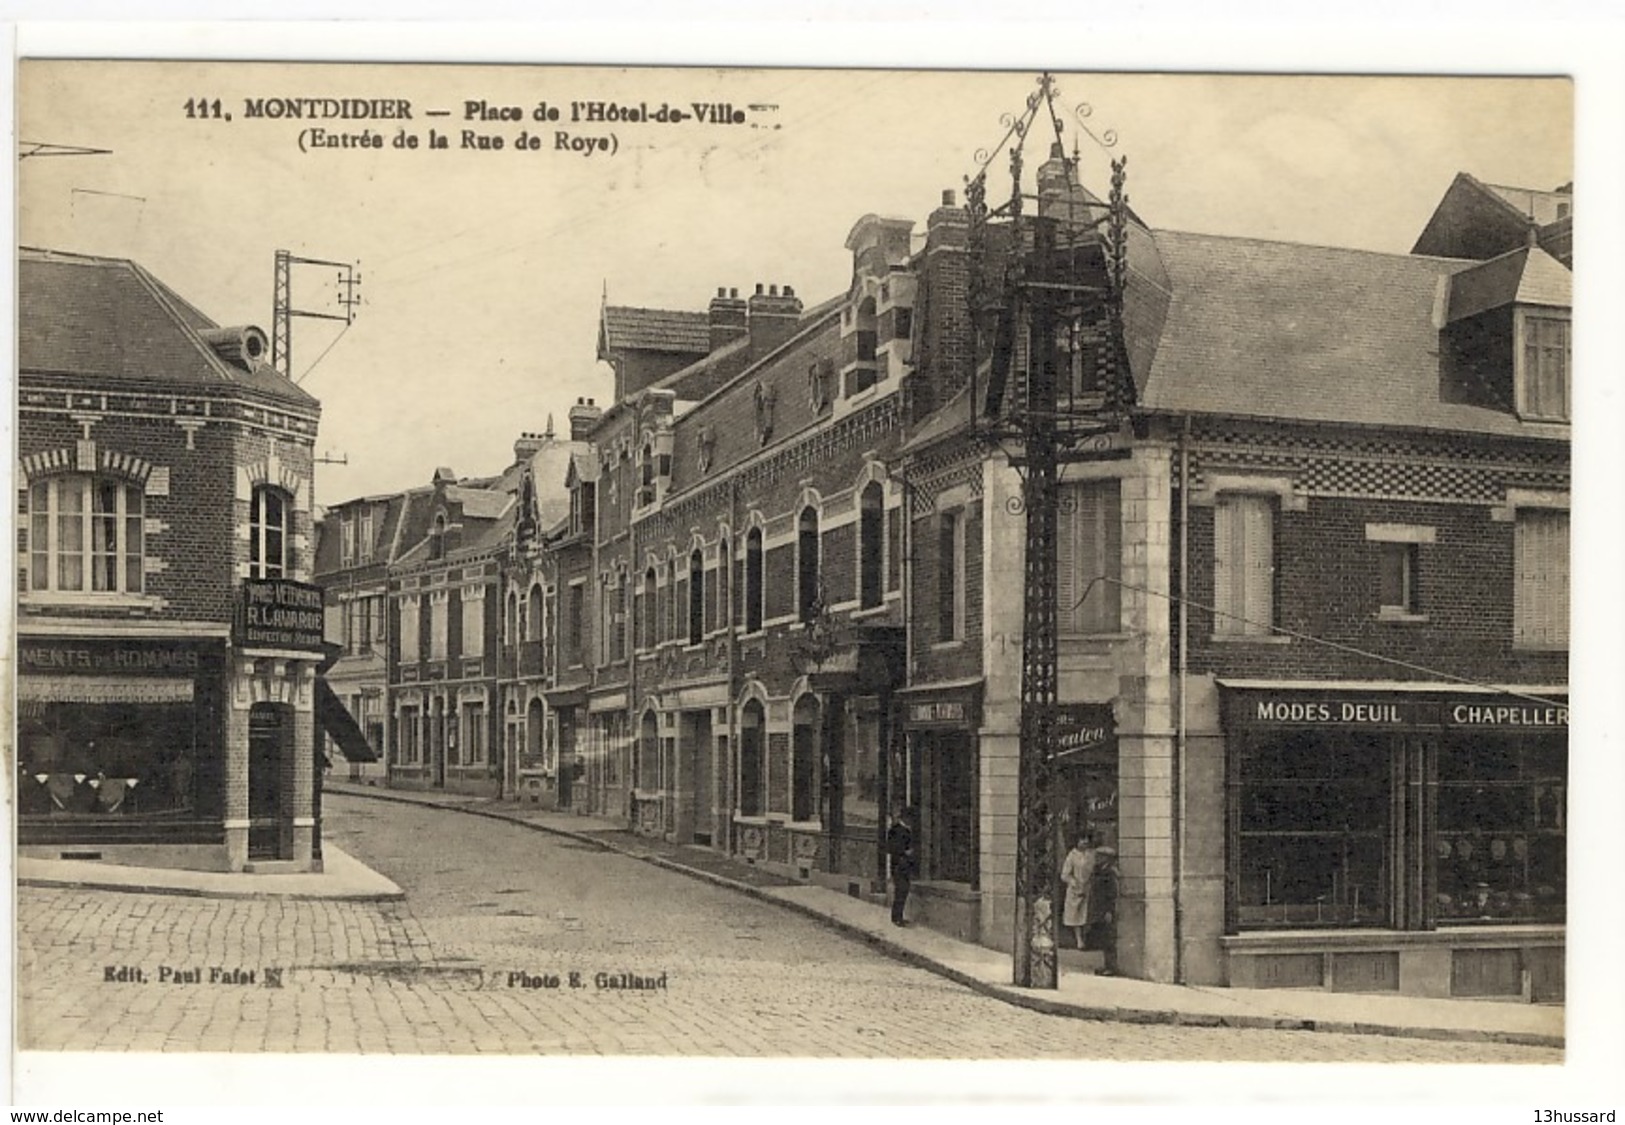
[17, 874, 406, 903]
[326, 786, 1564, 1049]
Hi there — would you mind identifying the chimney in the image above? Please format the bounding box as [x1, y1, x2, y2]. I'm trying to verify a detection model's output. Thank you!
[844, 214, 915, 282]
[709, 286, 748, 352]
[926, 188, 968, 253]
[568, 396, 603, 441]
[747, 282, 803, 359]
[199, 325, 270, 371]
[513, 429, 551, 463]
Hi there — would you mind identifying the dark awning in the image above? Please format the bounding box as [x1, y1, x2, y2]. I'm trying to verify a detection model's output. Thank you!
[316, 679, 378, 763]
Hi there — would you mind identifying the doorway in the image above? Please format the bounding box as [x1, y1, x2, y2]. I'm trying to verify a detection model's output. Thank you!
[248, 702, 291, 860]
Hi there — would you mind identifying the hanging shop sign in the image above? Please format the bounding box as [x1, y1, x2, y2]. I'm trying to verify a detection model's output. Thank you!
[237, 578, 327, 653]
[1051, 703, 1116, 767]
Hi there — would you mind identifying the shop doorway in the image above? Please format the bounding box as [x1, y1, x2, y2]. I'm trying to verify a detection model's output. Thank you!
[248, 703, 291, 860]
[913, 730, 977, 886]
[683, 711, 714, 845]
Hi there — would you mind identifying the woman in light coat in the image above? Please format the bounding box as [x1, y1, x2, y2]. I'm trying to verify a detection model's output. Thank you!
[1060, 832, 1100, 951]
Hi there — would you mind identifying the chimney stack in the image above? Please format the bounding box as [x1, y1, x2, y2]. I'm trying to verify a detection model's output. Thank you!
[708, 286, 748, 352]
[513, 429, 553, 463]
[568, 396, 602, 441]
[747, 282, 803, 360]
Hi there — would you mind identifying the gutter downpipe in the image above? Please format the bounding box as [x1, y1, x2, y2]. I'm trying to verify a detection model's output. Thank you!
[1175, 414, 1191, 984]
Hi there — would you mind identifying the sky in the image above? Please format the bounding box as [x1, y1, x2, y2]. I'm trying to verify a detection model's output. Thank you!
[18, 62, 1573, 506]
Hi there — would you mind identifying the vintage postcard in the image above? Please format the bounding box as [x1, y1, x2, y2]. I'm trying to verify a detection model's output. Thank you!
[9, 39, 1615, 1111]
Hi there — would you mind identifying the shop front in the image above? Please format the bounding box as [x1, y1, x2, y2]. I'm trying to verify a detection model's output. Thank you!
[17, 635, 229, 866]
[1217, 681, 1567, 1001]
[897, 679, 982, 942]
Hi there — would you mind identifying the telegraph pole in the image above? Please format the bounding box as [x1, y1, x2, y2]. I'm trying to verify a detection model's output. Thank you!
[272, 250, 361, 380]
[965, 74, 1131, 990]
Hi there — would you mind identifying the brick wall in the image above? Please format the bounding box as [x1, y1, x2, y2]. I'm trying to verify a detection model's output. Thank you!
[1180, 493, 1568, 684]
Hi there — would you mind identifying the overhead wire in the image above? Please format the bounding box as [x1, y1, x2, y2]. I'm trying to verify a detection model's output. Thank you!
[1068, 574, 1568, 710]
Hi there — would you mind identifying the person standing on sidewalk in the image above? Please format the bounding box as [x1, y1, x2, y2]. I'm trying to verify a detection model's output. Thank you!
[1060, 832, 1101, 951]
[886, 804, 918, 927]
[1089, 845, 1120, 976]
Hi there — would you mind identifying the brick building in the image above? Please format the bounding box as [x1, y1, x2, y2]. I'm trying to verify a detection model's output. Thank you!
[456, 151, 1570, 1003]
[17, 247, 339, 872]
[896, 152, 1570, 998]
[312, 492, 408, 783]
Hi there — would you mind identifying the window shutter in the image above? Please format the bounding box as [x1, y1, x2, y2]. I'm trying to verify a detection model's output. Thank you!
[1213, 497, 1236, 633]
[1242, 496, 1275, 635]
[1056, 487, 1078, 634]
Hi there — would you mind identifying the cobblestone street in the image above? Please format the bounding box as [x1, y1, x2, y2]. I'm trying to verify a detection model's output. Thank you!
[16, 794, 1562, 1061]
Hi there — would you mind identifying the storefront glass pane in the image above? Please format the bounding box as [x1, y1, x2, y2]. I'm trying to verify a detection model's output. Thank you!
[1236, 731, 1390, 928]
[1435, 732, 1565, 924]
[843, 704, 881, 830]
[18, 702, 198, 816]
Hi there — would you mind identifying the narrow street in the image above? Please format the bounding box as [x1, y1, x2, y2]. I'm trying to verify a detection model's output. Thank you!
[17, 793, 1562, 1062]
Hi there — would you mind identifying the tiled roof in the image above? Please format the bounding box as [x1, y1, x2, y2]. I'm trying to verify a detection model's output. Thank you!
[1136, 230, 1567, 437]
[600, 305, 711, 356]
[1447, 245, 1571, 322]
[19, 247, 317, 409]
[444, 485, 512, 521]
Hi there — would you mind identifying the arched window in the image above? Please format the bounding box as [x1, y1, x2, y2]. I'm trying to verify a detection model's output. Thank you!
[859, 481, 884, 610]
[250, 485, 291, 578]
[717, 537, 731, 633]
[527, 585, 543, 642]
[798, 506, 820, 623]
[429, 514, 446, 561]
[666, 556, 679, 643]
[688, 549, 705, 646]
[739, 699, 765, 817]
[642, 568, 658, 650]
[745, 527, 763, 634]
[25, 474, 145, 595]
[791, 694, 820, 822]
[638, 711, 660, 791]
[507, 591, 519, 645]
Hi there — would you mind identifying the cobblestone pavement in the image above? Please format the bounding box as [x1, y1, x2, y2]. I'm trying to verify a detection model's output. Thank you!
[17, 794, 1562, 1062]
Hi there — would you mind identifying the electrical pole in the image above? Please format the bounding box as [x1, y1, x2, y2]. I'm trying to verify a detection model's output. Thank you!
[271, 249, 361, 380]
[965, 74, 1131, 990]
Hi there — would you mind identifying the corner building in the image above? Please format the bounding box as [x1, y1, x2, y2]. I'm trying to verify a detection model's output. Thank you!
[521, 160, 1569, 1001]
[17, 248, 331, 872]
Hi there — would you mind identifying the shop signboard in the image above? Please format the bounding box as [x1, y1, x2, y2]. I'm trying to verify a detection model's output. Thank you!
[1225, 689, 1568, 731]
[237, 578, 327, 654]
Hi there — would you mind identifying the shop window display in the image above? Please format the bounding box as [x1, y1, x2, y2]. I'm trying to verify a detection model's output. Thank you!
[18, 701, 199, 817]
[1435, 734, 1565, 924]
[1235, 730, 1391, 928]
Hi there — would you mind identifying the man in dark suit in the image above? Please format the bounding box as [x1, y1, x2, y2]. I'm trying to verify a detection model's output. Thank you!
[886, 804, 918, 927]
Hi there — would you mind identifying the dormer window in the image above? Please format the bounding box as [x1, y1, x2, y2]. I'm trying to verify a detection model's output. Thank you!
[1518, 312, 1570, 421]
[430, 514, 447, 561]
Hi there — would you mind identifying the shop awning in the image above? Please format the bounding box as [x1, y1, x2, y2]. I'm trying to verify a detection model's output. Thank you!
[316, 679, 378, 763]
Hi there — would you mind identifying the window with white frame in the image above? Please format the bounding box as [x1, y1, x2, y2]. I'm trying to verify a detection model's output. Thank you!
[428, 594, 449, 660]
[1366, 523, 1434, 619]
[464, 702, 486, 764]
[859, 482, 884, 610]
[461, 590, 485, 658]
[399, 595, 421, 663]
[358, 508, 374, 561]
[1057, 479, 1121, 634]
[1518, 313, 1570, 422]
[1213, 493, 1276, 637]
[25, 475, 146, 596]
[1514, 508, 1569, 649]
[398, 705, 420, 764]
[340, 514, 356, 565]
[249, 485, 292, 578]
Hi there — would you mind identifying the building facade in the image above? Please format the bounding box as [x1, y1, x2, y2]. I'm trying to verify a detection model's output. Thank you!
[17, 247, 333, 873]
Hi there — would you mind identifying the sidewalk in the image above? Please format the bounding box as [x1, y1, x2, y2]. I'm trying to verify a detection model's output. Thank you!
[324, 780, 1565, 1048]
[17, 842, 404, 901]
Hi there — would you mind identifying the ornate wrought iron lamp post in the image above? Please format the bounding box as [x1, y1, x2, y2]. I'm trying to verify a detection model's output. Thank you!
[964, 74, 1131, 989]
